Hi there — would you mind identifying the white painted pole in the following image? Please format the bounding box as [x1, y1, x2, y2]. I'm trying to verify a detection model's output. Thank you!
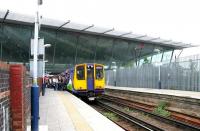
[31, 1, 41, 130]
[33, 11, 39, 85]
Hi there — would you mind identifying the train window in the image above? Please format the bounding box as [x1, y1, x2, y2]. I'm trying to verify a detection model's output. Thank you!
[76, 66, 85, 80]
[96, 66, 103, 79]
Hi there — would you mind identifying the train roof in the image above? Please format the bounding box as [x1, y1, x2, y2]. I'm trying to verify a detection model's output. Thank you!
[75, 63, 104, 66]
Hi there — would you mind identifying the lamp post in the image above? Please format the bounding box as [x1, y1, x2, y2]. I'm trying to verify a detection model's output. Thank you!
[154, 48, 163, 89]
[42, 44, 51, 96]
[31, 0, 42, 131]
[155, 62, 163, 89]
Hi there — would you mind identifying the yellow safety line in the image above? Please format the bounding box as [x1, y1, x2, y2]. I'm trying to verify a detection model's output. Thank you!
[58, 92, 93, 131]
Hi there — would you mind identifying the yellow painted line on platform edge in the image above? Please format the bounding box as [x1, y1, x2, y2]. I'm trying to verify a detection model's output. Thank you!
[58, 92, 93, 131]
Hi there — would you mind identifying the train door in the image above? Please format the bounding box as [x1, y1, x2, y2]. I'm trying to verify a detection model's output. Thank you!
[95, 65, 105, 89]
[75, 65, 87, 90]
[87, 64, 94, 91]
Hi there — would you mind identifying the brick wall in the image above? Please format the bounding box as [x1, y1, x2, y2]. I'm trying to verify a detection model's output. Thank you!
[0, 63, 32, 131]
[0, 62, 10, 131]
[10, 64, 32, 131]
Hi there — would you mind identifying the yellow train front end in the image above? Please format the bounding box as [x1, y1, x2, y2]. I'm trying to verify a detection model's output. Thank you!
[72, 63, 105, 98]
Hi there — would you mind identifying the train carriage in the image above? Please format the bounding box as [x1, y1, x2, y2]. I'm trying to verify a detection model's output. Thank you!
[66, 63, 105, 99]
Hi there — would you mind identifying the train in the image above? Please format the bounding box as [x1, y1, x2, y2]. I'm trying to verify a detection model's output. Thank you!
[64, 63, 105, 100]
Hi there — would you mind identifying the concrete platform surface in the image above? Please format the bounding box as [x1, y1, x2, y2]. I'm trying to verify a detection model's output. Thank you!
[106, 86, 200, 99]
[39, 88, 124, 131]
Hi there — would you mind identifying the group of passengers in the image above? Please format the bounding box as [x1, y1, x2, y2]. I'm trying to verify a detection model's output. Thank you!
[45, 74, 67, 91]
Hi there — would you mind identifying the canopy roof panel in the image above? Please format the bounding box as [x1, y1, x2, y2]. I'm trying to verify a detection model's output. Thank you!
[0, 10, 193, 49]
[1, 9, 197, 72]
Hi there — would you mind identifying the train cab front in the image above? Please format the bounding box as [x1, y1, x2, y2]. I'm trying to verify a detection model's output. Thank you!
[87, 64, 105, 97]
[73, 63, 105, 99]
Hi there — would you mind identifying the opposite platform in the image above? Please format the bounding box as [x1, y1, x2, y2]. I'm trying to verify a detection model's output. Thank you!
[106, 86, 200, 99]
[39, 88, 124, 131]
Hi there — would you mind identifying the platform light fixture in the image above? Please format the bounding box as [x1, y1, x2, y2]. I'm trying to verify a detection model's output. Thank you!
[44, 44, 51, 48]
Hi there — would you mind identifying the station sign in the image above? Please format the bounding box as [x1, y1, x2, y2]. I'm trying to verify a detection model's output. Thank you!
[29, 59, 44, 77]
[30, 38, 44, 55]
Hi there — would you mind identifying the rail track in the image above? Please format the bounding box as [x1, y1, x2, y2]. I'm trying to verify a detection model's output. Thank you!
[101, 94, 200, 131]
[97, 100, 164, 131]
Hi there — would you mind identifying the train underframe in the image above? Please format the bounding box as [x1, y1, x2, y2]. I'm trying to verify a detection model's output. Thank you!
[72, 89, 105, 100]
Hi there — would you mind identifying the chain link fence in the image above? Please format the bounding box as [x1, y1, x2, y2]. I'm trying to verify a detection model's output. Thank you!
[106, 55, 200, 92]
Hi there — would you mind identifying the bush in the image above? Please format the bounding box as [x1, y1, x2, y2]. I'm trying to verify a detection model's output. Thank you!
[103, 112, 118, 121]
[153, 101, 171, 117]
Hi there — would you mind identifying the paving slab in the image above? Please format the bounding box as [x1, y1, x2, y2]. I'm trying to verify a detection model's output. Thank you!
[38, 88, 124, 131]
[39, 89, 75, 131]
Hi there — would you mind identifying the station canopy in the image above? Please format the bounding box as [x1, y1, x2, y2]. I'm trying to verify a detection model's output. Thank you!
[0, 10, 193, 71]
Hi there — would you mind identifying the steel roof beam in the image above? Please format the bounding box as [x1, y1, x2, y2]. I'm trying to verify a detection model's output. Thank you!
[101, 28, 114, 34]
[177, 49, 183, 58]
[166, 42, 183, 46]
[161, 40, 172, 43]
[118, 32, 132, 37]
[56, 20, 70, 31]
[1, 10, 9, 23]
[173, 42, 182, 45]
[81, 24, 94, 31]
[148, 37, 160, 41]
[184, 43, 192, 46]
[133, 35, 147, 39]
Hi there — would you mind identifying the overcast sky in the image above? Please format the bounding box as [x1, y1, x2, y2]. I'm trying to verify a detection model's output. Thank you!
[1, 0, 200, 57]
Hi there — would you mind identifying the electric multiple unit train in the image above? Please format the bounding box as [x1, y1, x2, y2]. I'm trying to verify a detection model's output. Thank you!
[65, 63, 105, 99]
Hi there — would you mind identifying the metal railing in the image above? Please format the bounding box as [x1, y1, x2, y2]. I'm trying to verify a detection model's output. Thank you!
[106, 55, 200, 92]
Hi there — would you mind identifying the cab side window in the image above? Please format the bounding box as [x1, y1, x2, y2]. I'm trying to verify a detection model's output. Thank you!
[76, 66, 85, 80]
[96, 66, 104, 79]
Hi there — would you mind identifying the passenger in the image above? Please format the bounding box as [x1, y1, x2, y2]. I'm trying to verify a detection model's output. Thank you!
[53, 76, 58, 90]
[48, 77, 52, 88]
[58, 75, 62, 90]
[42, 76, 48, 96]
[44, 76, 48, 89]
[65, 70, 70, 85]
[60, 75, 65, 90]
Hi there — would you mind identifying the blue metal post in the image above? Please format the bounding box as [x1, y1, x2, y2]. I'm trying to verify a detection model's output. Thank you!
[31, 84, 39, 131]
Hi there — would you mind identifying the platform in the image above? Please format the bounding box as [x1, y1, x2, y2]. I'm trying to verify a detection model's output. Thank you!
[106, 86, 200, 99]
[39, 88, 124, 131]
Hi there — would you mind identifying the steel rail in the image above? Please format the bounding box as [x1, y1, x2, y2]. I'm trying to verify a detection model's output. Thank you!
[102, 95, 200, 131]
[97, 101, 163, 131]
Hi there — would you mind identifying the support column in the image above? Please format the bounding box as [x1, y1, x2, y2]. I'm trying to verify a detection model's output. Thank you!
[109, 39, 116, 69]
[161, 51, 164, 62]
[93, 37, 99, 63]
[74, 34, 80, 65]
[150, 46, 155, 64]
[0, 10, 9, 61]
[170, 50, 174, 63]
[52, 32, 57, 65]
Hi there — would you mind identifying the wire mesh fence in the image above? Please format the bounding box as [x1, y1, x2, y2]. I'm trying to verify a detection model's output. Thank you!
[106, 55, 200, 92]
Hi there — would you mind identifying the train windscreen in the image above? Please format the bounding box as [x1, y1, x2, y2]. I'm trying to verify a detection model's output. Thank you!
[96, 66, 103, 79]
[76, 66, 85, 80]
